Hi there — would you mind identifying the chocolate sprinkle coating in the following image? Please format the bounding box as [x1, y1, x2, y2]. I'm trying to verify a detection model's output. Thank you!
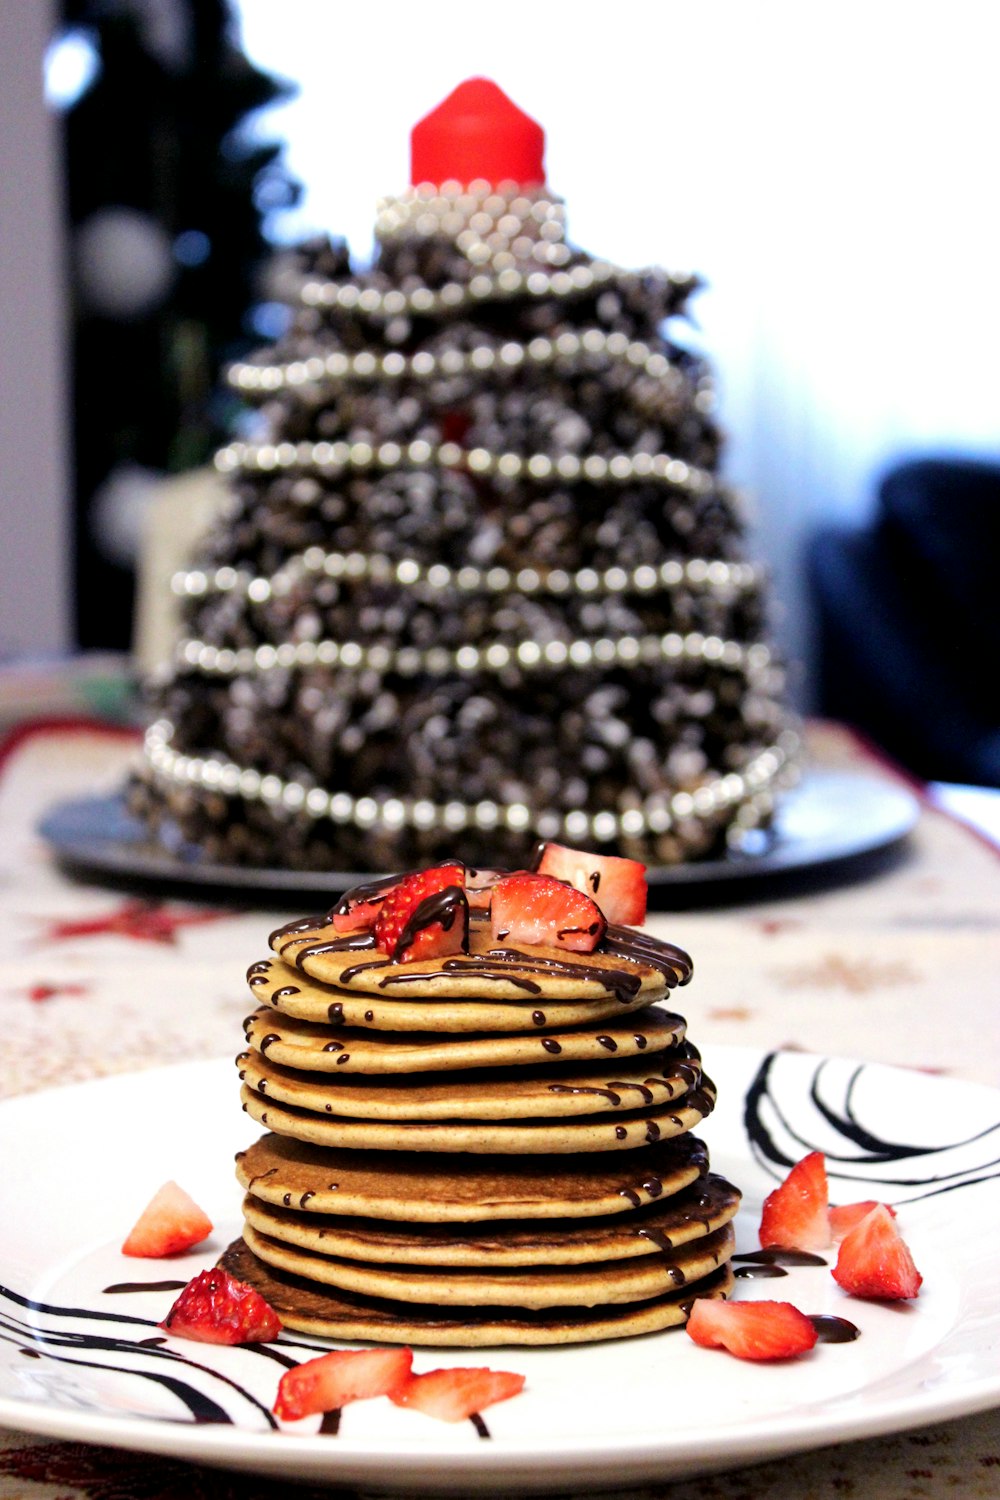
[131, 189, 798, 871]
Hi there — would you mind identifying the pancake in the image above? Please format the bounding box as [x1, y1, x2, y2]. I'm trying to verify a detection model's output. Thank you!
[241, 1003, 688, 1075]
[240, 1172, 741, 1267]
[220, 1236, 734, 1347]
[265, 912, 689, 1003]
[236, 1043, 703, 1122]
[240, 1075, 716, 1153]
[235, 1131, 711, 1222]
[242, 1219, 735, 1309]
[248, 955, 658, 1032]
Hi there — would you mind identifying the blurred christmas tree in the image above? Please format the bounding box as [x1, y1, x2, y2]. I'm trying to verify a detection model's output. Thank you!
[59, 0, 298, 648]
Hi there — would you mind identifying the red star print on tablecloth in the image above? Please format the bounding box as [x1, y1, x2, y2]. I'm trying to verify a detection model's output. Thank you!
[39, 899, 229, 945]
[19, 982, 90, 1002]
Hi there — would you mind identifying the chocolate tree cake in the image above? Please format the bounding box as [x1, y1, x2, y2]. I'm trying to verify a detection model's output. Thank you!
[131, 78, 799, 872]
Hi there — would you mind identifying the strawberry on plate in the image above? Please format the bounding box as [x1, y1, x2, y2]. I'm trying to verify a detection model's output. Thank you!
[759, 1151, 831, 1251]
[121, 1180, 213, 1258]
[161, 1268, 281, 1345]
[490, 871, 607, 953]
[832, 1204, 922, 1300]
[391, 1365, 525, 1422]
[533, 842, 647, 926]
[686, 1298, 818, 1361]
[274, 1347, 413, 1420]
[374, 864, 468, 962]
[829, 1199, 895, 1241]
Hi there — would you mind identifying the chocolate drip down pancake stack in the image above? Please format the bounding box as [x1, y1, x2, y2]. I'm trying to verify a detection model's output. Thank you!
[226, 907, 739, 1346]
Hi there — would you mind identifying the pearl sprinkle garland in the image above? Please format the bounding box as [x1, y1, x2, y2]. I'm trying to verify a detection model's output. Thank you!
[173, 550, 761, 605]
[173, 628, 773, 682]
[143, 715, 799, 846]
[227, 326, 689, 397]
[216, 437, 717, 498]
[272, 258, 696, 325]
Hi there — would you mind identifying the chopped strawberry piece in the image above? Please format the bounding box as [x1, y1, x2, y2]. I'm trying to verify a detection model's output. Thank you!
[374, 864, 468, 962]
[686, 1298, 818, 1361]
[161, 1268, 281, 1345]
[534, 842, 647, 926]
[832, 1204, 922, 1300]
[490, 871, 607, 953]
[391, 1365, 525, 1422]
[274, 1347, 413, 1420]
[759, 1151, 831, 1251]
[330, 876, 403, 933]
[121, 1181, 213, 1258]
[829, 1200, 896, 1241]
[464, 866, 506, 909]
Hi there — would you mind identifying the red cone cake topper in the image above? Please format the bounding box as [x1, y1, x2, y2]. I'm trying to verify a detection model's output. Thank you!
[410, 78, 546, 189]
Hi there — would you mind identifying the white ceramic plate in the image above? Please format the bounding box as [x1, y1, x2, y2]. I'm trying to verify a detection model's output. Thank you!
[1, 1049, 997, 1494]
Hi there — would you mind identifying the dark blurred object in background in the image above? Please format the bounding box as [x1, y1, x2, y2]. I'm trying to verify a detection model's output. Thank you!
[810, 456, 1000, 788]
[60, 0, 298, 650]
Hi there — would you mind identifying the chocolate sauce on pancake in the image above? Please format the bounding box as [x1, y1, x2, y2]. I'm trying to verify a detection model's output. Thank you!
[392, 885, 469, 961]
[267, 916, 690, 1005]
[330, 874, 402, 920]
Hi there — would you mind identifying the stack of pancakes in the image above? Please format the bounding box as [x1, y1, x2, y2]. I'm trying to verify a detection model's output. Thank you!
[223, 911, 739, 1346]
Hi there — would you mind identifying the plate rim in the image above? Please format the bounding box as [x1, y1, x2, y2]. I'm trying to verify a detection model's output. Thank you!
[0, 1046, 997, 1490]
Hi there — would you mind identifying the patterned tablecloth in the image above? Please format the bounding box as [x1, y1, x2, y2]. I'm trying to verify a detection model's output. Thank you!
[0, 717, 997, 1499]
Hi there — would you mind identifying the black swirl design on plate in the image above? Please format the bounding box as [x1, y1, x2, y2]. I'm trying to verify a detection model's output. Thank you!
[744, 1051, 1000, 1202]
[0, 1281, 288, 1427]
[0, 1281, 495, 1437]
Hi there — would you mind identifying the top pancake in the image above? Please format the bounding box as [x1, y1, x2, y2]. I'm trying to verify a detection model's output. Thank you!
[266, 912, 690, 1004]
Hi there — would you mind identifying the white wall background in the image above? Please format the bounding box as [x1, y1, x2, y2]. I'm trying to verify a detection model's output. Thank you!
[237, 0, 1000, 702]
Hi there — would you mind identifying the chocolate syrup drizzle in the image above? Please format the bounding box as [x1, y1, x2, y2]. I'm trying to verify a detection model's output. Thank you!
[732, 1249, 828, 1268]
[266, 908, 693, 1005]
[329, 873, 402, 920]
[809, 1315, 861, 1343]
[392, 885, 470, 960]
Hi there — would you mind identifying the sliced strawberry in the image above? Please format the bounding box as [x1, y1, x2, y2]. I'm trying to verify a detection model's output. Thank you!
[490, 871, 607, 953]
[686, 1298, 818, 1361]
[330, 875, 404, 933]
[759, 1151, 831, 1251]
[274, 1346, 413, 1420]
[829, 1199, 896, 1241]
[161, 1268, 281, 1345]
[391, 1365, 525, 1423]
[374, 864, 468, 962]
[832, 1204, 922, 1300]
[121, 1180, 213, 1258]
[534, 842, 647, 926]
